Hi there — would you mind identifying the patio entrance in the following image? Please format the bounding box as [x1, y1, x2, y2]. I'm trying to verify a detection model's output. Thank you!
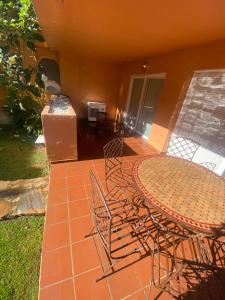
[125, 74, 166, 139]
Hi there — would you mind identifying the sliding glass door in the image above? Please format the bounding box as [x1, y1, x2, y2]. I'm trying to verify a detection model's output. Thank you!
[126, 74, 165, 139]
[125, 77, 145, 129]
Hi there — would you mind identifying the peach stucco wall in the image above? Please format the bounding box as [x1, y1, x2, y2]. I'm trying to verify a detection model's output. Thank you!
[1, 44, 120, 120]
[119, 40, 225, 152]
[22, 44, 59, 68]
[59, 51, 121, 119]
[36, 46, 59, 64]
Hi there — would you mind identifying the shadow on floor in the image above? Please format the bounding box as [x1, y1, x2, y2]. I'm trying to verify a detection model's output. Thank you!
[90, 190, 225, 300]
[179, 267, 225, 299]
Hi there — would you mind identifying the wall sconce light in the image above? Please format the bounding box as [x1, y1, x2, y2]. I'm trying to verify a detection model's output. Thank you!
[142, 62, 149, 71]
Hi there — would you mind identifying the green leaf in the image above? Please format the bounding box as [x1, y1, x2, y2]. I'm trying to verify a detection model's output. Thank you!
[0, 0, 44, 135]
[27, 85, 41, 97]
[19, 102, 26, 111]
[20, 95, 41, 112]
[33, 32, 45, 42]
[26, 41, 36, 51]
[36, 78, 45, 89]
[23, 68, 32, 82]
[0, 45, 10, 54]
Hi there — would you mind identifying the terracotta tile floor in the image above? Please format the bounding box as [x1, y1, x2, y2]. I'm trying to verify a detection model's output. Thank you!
[38, 135, 225, 299]
[39, 136, 168, 300]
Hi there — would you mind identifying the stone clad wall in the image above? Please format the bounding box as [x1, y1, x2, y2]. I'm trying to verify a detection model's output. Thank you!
[174, 70, 225, 156]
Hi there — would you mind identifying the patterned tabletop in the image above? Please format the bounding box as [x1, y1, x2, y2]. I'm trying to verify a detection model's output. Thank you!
[132, 155, 225, 235]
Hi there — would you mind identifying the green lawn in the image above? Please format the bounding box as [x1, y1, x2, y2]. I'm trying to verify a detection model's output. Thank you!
[0, 125, 48, 180]
[0, 125, 48, 299]
[0, 217, 44, 300]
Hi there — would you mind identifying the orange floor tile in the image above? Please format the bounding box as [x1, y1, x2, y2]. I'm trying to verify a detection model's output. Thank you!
[39, 135, 224, 299]
[39, 136, 163, 300]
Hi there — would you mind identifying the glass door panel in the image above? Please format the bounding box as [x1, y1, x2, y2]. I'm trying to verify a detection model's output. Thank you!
[137, 78, 165, 138]
[126, 78, 144, 129]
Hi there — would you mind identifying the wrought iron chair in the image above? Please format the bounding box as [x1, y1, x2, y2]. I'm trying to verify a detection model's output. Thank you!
[146, 211, 224, 299]
[149, 233, 225, 298]
[103, 136, 146, 213]
[167, 136, 200, 161]
[90, 170, 209, 292]
[103, 137, 134, 196]
[90, 169, 223, 296]
[200, 161, 216, 171]
[167, 136, 216, 171]
[89, 169, 155, 280]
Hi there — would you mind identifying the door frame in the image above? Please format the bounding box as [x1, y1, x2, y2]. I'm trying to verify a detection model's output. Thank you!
[125, 73, 166, 138]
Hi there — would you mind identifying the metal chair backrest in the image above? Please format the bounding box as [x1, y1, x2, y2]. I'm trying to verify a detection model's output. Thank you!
[103, 137, 124, 181]
[89, 170, 112, 253]
[167, 136, 200, 161]
[200, 161, 216, 171]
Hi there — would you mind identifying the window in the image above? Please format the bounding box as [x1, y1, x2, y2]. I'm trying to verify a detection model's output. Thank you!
[174, 70, 225, 157]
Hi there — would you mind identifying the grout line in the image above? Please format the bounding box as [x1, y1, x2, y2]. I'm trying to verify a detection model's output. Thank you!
[40, 276, 73, 290]
[44, 219, 68, 227]
[73, 265, 101, 278]
[71, 236, 92, 245]
[70, 213, 92, 221]
[83, 170, 114, 300]
[43, 243, 71, 254]
[65, 175, 77, 300]
[68, 196, 90, 203]
[49, 182, 86, 193]
[47, 201, 68, 207]
[45, 218, 69, 227]
[86, 170, 114, 300]
[42, 244, 69, 253]
[92, 234, 114, 300]
[68, 207, 90, 221]
[69, 213, 91, 221]
[133, 255, 153, 293]
[121, 287, 148, 300]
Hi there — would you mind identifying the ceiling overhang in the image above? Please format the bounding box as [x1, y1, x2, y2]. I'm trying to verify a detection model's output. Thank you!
[33, 0, 225, 62]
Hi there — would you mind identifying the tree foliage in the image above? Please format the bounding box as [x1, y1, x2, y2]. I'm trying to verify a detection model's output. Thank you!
[0, 0, 45, 135]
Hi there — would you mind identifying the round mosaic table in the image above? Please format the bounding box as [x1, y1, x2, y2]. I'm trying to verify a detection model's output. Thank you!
[132, 155, 225, 235]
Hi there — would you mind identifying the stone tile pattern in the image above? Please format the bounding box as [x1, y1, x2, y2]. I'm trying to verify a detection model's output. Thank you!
[174, 70, 225, 156]
[0, 177, 48, 218]
[38, 137, 173, 300]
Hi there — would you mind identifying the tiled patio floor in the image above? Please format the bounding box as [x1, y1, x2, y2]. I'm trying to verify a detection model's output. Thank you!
[38, 136, 224, 299]
[39, 136, 168, 300]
